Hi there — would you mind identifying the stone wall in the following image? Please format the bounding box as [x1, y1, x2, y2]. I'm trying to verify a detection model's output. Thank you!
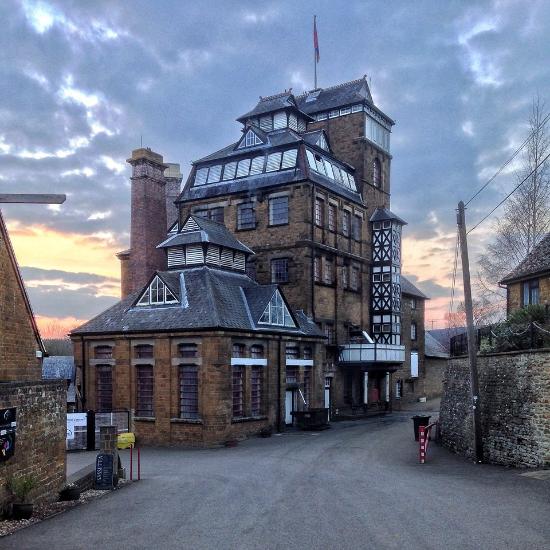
[0, 380, 66, 511]
[507, 275, 550, 314]
[440, 349, 550, 467]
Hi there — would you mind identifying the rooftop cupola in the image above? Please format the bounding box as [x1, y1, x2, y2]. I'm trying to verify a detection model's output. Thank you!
[157, 215, 254, 273]
[237, 90, 314, 134]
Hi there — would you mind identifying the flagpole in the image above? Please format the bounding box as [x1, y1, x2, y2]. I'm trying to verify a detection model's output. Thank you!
[314, 15, 317, 89]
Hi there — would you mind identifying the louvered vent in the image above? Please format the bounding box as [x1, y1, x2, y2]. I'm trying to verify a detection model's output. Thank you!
[273, 111, 287, 130]
[297, 118, 306, 133]
[234, 252, 245, 271]
[220, 248, 234, 268]
[206, 245, 220, 265]
[260, 116, 272, 132]
[186, 245, 204, 265]
[182, 218, 200, 232]
[250, 156, 264, 175]
[168, 247, 186, 268]
[288, 113, 298, 131]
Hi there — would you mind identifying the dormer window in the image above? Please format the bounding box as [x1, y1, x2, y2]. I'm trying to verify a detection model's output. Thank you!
[238, 129, 263, 149]
[258, 290, 295, 327]
[137, 276, 178, 307]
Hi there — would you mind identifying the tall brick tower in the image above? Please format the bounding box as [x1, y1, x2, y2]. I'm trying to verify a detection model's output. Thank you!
[117, 148, 170, 298]
[297, 76, 393, 213]
[164, 163, 183, 228]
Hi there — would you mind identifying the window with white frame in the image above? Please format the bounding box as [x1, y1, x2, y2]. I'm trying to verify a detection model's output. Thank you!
[410, 352, 419, 378]
[259, 290, 295, 327]
[366, 114, 391, 152]
[411, 321, 417, 341]
[137, 276, 178, 306]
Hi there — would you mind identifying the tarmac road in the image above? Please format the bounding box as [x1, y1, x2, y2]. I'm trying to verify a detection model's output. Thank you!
[4, 414, 550, 550]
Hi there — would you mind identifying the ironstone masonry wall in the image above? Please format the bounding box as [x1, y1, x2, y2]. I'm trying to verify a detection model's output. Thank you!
[0, 380, 66, 511]
[440, 349, 550, 467]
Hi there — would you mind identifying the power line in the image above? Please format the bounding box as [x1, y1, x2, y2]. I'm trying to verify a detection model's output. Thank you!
[448, 227, 460, 328]
[467, 149, 550, 234]
[465, 110, 550, 206]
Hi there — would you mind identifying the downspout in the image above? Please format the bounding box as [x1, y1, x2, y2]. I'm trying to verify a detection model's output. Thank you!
[81, 337, 86, 410]
[311, 182, 316, 318]
[277, 335, 282, 432]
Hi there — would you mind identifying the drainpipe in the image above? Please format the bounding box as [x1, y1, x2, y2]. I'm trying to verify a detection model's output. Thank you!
[81, 337, 87, 410]
[310, 182, 316, 319]
[277, 335, 282, 432]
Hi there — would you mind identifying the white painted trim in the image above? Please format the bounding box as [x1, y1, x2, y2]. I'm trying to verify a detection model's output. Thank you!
[267, 190, 290, 199]
[231, 358, 267, 366]
[285, 359, 314, 367]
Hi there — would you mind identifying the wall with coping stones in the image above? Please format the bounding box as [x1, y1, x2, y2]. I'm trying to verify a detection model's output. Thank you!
[0, 380, 66, 511]
[440, 349, 550, 467]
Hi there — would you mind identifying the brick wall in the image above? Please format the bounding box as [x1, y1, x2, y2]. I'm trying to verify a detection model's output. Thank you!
[440, 349, 550, 467]
[0, 380, 66, 511]
[73, 331, 324, 447]
[0, 218, 42, 382]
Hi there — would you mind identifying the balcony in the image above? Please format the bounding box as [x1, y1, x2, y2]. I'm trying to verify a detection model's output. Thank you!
[339, 342, 405, 368]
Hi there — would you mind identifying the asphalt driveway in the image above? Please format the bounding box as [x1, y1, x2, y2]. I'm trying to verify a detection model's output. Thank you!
[4, 414, 549, 550]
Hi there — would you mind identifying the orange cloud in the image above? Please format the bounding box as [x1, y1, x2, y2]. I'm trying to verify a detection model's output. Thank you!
[36, 315, 86, 339]
[6, 222, 122, 280]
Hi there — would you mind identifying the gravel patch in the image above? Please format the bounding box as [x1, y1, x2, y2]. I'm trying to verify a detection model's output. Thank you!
[0, 480, 130, 538]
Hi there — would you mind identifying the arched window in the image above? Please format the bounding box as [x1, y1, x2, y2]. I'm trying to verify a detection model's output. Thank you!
[373, 158, 382, 188]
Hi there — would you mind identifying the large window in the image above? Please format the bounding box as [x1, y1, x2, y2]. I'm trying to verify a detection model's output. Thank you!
[250, 367, 262, 416]
[522, 279, 540, 306]
[237, 202, 255, 230]
[179, 365, 199, 419]
[324, 258, 334, 284]
[271, 258, 289, 283]
[366, 115, 391, 152]
[269, 196, 288, 225]
[232, 366, 244, 418]
[315, 198, 324, 227]
[96, 365, 112, 411]
[285, 345, 299, 359]
[136, 365, 154, 417]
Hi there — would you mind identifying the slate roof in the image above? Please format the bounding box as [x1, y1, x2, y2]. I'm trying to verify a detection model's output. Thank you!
[193, 128, 302, 164]
[237, 92, 314, 123]
[428, 328, 465, 353]
[157, 215, 254, 255]
[42, 356, 75, 380]
[370, 208, 407, 225]
[181, 156, 364, 206]
[500, 233, 550, 284]
[295, 77, 394, 124]
[425, 333, 449, 358]
[401, 276, 429, 299]
[71, 267, 323, 338]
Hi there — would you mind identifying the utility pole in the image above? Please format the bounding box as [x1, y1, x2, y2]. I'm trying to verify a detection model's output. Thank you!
[457, 201, 483, 463]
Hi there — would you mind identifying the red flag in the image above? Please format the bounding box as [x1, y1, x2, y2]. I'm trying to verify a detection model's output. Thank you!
[314, 16, 320, 63]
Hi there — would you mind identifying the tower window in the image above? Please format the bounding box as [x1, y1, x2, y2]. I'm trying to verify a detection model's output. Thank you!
[269, 196, 289, 225]
[271, 258, 289, 283]
[315, 198, 324, 227]
[373, 158, 382, 188]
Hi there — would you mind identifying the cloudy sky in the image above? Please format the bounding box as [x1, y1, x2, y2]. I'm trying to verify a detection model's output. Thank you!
[1, 0, 549, 336]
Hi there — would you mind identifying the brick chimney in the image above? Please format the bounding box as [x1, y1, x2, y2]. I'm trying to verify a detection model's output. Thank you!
[118, 148, 170, 299]
[163, 163, 183, 228]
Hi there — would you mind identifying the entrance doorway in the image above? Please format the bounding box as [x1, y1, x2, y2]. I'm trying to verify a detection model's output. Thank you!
[324, 377, 332, 420]
[285, 390, 296, 425]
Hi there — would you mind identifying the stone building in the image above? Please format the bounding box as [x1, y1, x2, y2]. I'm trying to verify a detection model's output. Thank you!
[72, 215, 324, 446]
[0, 210, 66, 511]
[500, 233, 550, 315]
[73, 76, 429, 445]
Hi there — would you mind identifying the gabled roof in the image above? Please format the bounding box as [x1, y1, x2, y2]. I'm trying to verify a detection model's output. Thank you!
[235, 126, 267, 150]
[157, 215, 254, 255]
[369, 208, 407, 225]
[500, 233, 550, 284]
[401, 276, 429, 299]
[0, 210, 45, 354]
[71, 267, 323, 338]
[425, 333, 449, 358]
[237, 91, 314, 123]
[302, 129, 331, 152]
[42, 356, 75, 380]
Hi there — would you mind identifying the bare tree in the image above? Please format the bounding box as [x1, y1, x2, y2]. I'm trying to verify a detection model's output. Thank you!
[477, 95, 550, 306]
